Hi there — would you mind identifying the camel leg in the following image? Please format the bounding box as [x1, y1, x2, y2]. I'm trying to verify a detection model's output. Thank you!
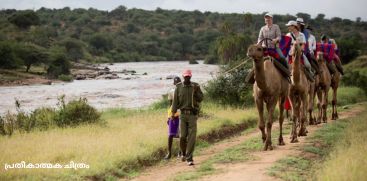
[322, 90, 329, 123]
[290, 95, 299, 143]
[255, 98, 266, 142]
[278, 96, 286, 146]
[308, 83, 315, 125]
[332, 88, 338, 120]
[316, 90, 322, 124]
[264, 99, 276, 151]
[299, 94, 308, 136]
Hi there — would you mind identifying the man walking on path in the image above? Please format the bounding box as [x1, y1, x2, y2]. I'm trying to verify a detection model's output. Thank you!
[171, 69, 204, 166]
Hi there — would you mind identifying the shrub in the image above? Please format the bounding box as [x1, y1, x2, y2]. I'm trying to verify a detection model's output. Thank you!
[341, 71, 367, 94]
[204, 60, 253, 107]
[58, 74, 74, 82]
[55, 96, 102, 127]
[30, 108, 56, 131]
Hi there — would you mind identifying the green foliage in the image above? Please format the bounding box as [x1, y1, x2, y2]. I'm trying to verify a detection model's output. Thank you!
[204, 61, 253, 107]
[0, 8, 366, 64]
[8, 10, 40, 29]
[0, 41, 21, 69]
[58, 74, 73, 82]
[54, 96, 102, 127]
[47, 52, 71, 78]
[61, 38, 85, 61]
[15, 43, 48, 72]
[0, 96, 103, 136]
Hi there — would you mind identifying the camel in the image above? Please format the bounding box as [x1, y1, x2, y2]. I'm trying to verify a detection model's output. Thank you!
[288, 43, 310, 143]
[314, 52, 332, 123]
[247, 43, 289, 151]
[331, 69, 341, 120]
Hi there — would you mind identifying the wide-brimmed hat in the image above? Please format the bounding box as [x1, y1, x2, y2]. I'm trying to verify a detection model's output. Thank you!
[182, 69, 192, 77]
[264, 13, 273, 18]
[296, 17, 305, 25]
[286, 20, 298, 27]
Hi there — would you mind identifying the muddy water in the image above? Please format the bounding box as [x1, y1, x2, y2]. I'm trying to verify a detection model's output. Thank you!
[0, 61, 219, 114]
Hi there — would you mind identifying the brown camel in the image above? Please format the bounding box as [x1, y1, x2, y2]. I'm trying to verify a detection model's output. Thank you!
[288, 43, 310, 143]
[314, 52, 332, 123]
[331, 68, 341, 120]
[247, 44, 289, 151]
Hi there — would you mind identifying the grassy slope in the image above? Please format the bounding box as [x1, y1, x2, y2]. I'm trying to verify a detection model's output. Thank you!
[0, 103, 257, 180]
[267, 103, 367, 181]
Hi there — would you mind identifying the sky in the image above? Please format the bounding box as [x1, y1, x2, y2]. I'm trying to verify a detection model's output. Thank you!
[0, 0, 366, 21]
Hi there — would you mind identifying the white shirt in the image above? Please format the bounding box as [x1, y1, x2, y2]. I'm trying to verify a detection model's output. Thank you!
[286, 32, 306, 56]
[308, 34, 316, 53]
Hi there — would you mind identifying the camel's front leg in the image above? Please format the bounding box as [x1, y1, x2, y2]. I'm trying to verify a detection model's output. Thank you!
[289, 95, 299, 143]
[278, 96, 286, 146]
[264, 98, 276, 151]
[299, 93, 308, 136]
[255, 98, 266, 142]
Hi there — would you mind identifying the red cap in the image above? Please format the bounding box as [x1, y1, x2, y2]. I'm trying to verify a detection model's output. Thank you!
[182, 69, 192, 77]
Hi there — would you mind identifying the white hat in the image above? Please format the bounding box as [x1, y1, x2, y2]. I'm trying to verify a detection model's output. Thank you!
[285, 20, 298, 27]
[264, 13, 273, 18]
[296, 17, 305, 25]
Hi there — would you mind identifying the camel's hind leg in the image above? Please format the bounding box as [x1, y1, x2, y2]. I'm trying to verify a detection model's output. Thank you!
[331, 88, 339, 120]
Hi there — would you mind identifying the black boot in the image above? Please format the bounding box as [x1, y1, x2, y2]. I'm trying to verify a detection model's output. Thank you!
[335, 61, 344, 75]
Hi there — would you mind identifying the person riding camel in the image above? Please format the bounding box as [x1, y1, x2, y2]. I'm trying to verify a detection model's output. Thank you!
[297, 18, 319, 75]
[286, 20, 314, 82]
[246, 13, 290, 84]
[321, 35, 344, 75]
[306, 25, 320, 74]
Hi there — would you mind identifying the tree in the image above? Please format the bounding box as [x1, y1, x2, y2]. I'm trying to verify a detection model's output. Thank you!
[47, 52, 71, 78]
[8, 10, 40, 29]
[62, 38, 85, 61]
[16, 44, 48, 72]
[0, 41, 20, 69]
[89, 33, 112, 51]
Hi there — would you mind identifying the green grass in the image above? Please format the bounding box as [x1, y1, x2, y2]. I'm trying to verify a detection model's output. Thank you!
[267, 103, 367, 181]
[316, 106, 367, 181]
[330, 86, 366, 106]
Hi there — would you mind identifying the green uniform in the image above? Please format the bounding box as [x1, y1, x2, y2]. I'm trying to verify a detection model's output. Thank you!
[172, 81, 203, 162]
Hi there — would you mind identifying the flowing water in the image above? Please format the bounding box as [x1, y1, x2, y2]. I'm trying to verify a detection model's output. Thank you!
[0, 61, 219, 114]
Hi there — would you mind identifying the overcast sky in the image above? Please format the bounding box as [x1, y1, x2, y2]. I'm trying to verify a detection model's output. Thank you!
[1, 0, 366, 21]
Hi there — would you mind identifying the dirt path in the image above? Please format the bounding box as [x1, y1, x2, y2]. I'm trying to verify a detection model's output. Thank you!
[129, 105, 364, 181]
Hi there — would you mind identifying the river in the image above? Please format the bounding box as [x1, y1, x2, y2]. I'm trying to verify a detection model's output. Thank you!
[0, 61, 219, 114]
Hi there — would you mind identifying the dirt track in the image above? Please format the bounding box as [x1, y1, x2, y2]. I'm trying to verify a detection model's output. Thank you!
[129, 105, 364, 181]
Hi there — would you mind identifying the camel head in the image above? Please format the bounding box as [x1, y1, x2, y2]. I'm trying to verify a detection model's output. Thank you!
[247, 44, 264, 61]
[290, 42, 302, 58]
[316, 52, 325, 65]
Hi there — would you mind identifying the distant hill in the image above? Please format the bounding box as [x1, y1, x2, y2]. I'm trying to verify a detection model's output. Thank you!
[1, 6, 366, 64]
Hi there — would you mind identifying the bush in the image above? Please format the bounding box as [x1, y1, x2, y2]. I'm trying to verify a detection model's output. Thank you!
[189, 59, 199, 64]
[341, 71, 367, 94]
[55, 96, 102, 127]
[204, 60, 253, 107]
[0, 96, 103, 136]
[47, 53, 71, 78]
[58, 74, 73, 82]
[330, 87, 366, 106]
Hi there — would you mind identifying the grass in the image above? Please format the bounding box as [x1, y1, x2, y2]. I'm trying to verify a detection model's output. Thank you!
[315, 106, 367, 181]
[331, 86, 366, 106]
[267, 103, 367, 181]
[0, 102, 258, 180]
